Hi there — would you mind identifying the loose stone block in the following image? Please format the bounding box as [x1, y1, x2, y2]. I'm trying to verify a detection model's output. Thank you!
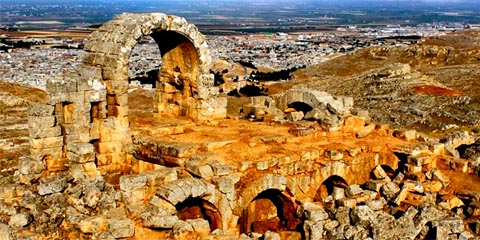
[186, 219, 210, 234]
[350, 205, 375, 228]
[402, 180, 424, 193]
[173, 220, 194, 237]
[338, 198, 357, 208]
[372, 165, 389, 180]
[8, 213, 32, 228]
[141, 169, 178, 186]
[430, 218, 465, 234]
[403, 163, 422, 175]
[365, 180, 388, 192]
[186, 160, 214, 178]
[381, 181, 400, 200]
[78, 215, 108, 233]
[209, 162, 236, 176]
[332, 187, 346, 200]
[335, 207, 351, 225]
[302, 202, 330, 221]
[119, 174, 147, 192]
[346, 184, 363, 197]
[356, 124, 376, 138]
[366, 198, 386, 211]
[108, 218, 135, 238]
[143, 215, 179, 229]
[393, 188, 409, 205]
[303, 220, 324, 240]
[38, 176, 69, 196]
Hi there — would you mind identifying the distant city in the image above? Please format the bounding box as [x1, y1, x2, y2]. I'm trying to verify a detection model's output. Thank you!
[1, 0, 480, 32]
[2, 0, 480, 89]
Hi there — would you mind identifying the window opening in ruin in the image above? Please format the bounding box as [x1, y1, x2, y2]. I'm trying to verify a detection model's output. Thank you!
[288, 101, 313, 115]
[175, 197, 222, 231]
[127, 35, 161, 124]
[128, 35, 162, 89]
[315, 175, 349, 201]
[90, 102, 100, 123]
[241, 189, 301, 235]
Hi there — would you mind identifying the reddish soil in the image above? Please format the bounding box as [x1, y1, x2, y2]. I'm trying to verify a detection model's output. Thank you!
[412, 85, 464, 96]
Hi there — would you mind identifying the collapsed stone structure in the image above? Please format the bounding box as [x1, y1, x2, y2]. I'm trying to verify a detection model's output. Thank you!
[1, 12, 478, 240]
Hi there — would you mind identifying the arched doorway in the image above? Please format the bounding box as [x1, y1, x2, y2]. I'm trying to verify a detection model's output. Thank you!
[288, 101, 314, 115]
[175, 197, 222, 231]
[74, 13, 226, 176]
[240, 189, 301, 234]
[314, 175, 349, 201]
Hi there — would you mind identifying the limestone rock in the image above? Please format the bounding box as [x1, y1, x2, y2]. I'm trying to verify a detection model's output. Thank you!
[8, 213, 32, 228]
[108, 218, 135, 238]
[142, 214, 179, 229]
[335, 207, 351, 225]
[332, 187, 346, 200]
[78, 215, 108, 233]
[345, 184, 363, 197]
[365, 180, 388, 192]
[303, 220, 323, 240]
[356, 124, 376, 138]
[186, 219, 210, 234]
[119, 174, 147, 192]
[172, 220, 194, 237]
[381, 181, 400, 200]
[141, 168, 178, 186]
[186, 160, 214, 178]
[156, 178, 214, 205]
[38, 173, 71, 196]
[371, 165, 389, 180]
[350, 205, 375, 228]
[302, 202, 329, 221]
[264, 230, 281, 240]
[430, 217, 465, 234]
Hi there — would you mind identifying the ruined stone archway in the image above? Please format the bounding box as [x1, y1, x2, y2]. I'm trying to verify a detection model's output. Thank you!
[240, 189, 301, 234]
[314, 175, 349, 202]
[81, 13, 225, 121]
[47, 13, 228, 177]
[176, 197, 222, 231]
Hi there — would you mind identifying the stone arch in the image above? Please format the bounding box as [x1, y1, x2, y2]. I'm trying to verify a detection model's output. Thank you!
[278, 89, 338, 112]
[81, 13, 223, 120]
[314, 175, 349, 201]
[176, 197, 222, 231]
[288, 101, 313, 115]
[156, 178, 217, 205]
[240, 189, 301, 234]
[155, 178, 223, 230]
[64, 13, 227, 177]
[234, 174, 287, 216]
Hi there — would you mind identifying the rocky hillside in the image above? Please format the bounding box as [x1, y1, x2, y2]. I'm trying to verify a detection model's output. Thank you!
[288, 30, 480, 132]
